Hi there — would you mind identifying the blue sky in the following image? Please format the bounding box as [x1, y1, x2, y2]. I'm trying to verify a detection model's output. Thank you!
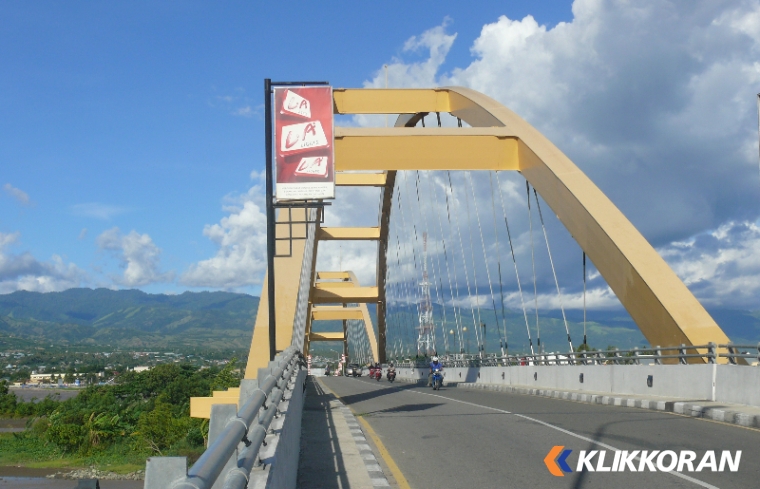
[2, 1, 760, 311]
[1, 1, 573, 295]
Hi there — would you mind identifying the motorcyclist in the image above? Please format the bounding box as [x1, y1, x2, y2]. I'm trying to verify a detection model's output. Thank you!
[386, 362, 396, 381]
[428, 356, 443, 386]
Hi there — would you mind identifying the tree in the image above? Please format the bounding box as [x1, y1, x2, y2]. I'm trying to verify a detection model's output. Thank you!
[135, 402, 183, 454]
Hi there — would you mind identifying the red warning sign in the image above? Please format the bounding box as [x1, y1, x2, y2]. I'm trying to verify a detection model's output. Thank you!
[273, 86, 335, 201]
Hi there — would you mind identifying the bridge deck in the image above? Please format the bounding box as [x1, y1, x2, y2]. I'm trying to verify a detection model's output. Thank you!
[301, 376, 760, 489]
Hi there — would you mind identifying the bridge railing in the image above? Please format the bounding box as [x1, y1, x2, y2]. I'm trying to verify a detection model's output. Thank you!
[144, 346, 302, 489]
[393, 343, 760, 368]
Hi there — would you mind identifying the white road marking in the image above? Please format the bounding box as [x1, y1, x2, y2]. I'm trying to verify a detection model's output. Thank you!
[346, 378, 720, 489]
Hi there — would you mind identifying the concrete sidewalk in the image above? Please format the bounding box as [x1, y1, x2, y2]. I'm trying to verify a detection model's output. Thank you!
[298, 377, 392, 489]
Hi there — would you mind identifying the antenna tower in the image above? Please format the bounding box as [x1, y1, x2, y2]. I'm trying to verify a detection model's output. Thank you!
[417, 232, 436, 356]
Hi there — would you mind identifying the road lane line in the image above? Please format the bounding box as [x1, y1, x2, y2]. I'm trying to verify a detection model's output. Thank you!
[347, 378, 720, 489]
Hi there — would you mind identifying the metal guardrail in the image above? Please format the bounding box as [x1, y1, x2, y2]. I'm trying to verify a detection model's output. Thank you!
[145, 346, 302, 489]
[392, 343, 760, 368]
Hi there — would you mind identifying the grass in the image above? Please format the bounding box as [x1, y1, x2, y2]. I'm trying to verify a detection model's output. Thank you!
[0, 432, 142, 473]
[0, 431, 204, 474]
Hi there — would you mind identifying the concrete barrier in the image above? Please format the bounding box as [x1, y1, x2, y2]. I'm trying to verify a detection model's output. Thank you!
[395, 364, 759, 407]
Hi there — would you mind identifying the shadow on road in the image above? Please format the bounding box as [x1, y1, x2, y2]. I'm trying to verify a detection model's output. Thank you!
[359, 402, 444, 416]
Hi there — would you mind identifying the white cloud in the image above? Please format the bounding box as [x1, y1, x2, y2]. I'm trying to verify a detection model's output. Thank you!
[0, 231, 86, 293]
[180, 173, 268, 288]
[659, 221, 760, 308]
[210, 88, 261, 118]
[97, 227, 173, 287]
[3, 183, 30, 206]
[234, 106, 254, 117]
[360, 2, 760, 309]
[71, 203, 128, 220]
[78, 228, 88, 240]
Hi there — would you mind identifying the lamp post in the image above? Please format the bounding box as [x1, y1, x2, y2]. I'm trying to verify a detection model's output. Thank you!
[463, 326, 469, 355]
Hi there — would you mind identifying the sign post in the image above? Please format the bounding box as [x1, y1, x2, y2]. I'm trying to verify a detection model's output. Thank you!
[264, 80, 333, 361]
[273, 86, 335, 200]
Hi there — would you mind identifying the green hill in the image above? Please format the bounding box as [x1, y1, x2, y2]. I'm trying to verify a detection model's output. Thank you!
[0, 288, 258, 350]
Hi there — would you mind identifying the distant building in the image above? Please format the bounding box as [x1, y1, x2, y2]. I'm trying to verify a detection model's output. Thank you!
[132, 366, 150, 373]
[30, 373, 53, 382]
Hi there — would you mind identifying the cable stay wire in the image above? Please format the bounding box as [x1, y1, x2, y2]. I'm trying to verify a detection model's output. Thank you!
[433, 173, 465, 354]
[533, 188, 574, 354]
[463, 172, 485, 354]
[397, 173, 425, 356]
[488, 172, 510, 356]
[442, 173, 467, 353]
[392, 188, 415, 357]
[526, 181, 542, 355]
[415, 170, 446, 354]
[583, 251, 588, 348]
[394, 216, 415, 358]
[495, 172, 534, 355]
[425, 172, 458, 354]
[446, 171, 481, 355]
[400, 171, 426, 356]
[397, 180, 420, 357]
[467, 171, 501, 355]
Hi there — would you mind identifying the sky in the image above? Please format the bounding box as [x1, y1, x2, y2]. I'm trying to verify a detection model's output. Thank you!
[2, 1, 760, 313]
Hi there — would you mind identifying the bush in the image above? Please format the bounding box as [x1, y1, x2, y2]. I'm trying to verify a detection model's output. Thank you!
[46, 421, 84, 452]
[135, 402, 184, 454]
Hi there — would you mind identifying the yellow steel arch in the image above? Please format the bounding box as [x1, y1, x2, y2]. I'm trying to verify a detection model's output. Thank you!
[242, 86, 730, 379]
[328, 87, 730, 363]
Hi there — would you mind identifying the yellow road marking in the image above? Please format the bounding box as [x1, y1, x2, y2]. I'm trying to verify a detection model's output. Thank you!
[319, 378, 412, 489]
[355, 415, 412, 489]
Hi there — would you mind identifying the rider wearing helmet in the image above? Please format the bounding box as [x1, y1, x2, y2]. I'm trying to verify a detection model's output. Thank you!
[428, 355, 442, 386]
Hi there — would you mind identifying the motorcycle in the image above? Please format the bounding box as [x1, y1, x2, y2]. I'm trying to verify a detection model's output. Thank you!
[431, 367, 443, 390]
[386, 368, 396, 382]
[369, 366, 382, 381]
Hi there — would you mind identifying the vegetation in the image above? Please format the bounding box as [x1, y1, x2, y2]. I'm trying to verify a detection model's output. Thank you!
[0, 360, 241, 471]
[0, 288, 258, 350]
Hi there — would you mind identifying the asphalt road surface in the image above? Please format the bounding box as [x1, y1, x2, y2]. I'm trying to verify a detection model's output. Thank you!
[320, 376, 760, 489]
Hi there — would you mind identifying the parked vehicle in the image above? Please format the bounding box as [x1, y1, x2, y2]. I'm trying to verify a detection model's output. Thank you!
[431, 366, 443, 390]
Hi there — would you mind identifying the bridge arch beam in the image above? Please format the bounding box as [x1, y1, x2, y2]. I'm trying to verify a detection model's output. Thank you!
[330, 87, 729, 362]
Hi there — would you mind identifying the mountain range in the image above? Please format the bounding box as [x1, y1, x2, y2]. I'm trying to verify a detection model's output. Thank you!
[0, 288, 757, 354]
[0, 288, 258, 351]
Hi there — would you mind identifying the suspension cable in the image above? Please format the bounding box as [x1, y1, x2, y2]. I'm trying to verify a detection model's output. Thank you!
[467, 171, 500, 355]
[426, 171, 460, 354]
[447, 171, 481, 355]
[526, 181, 542, 354]
[438, 173, 466, 354]
[496, 173, 534, 355]
[488, 172, 509, 356]
[415, 171, 445, 354]
[533, 188, 574, 353]
[400, 171, 426, 356]
[393, 185, 416, 356]
[463, 172, 485, 355]
[583, 252, 587, 348]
